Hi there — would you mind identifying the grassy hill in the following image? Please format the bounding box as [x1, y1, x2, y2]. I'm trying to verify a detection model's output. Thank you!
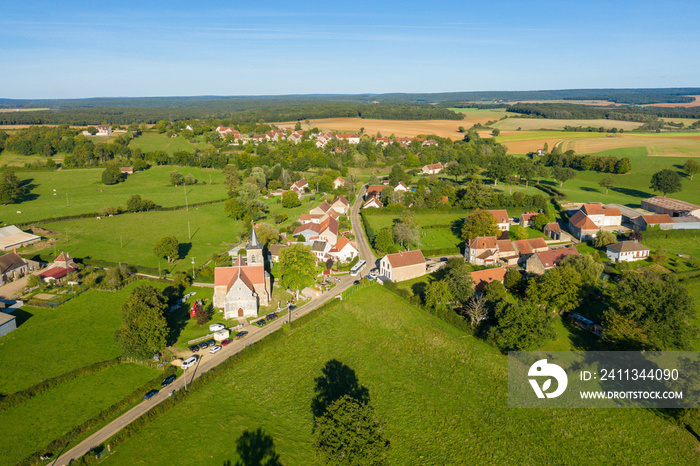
[100, 285, 700, 465]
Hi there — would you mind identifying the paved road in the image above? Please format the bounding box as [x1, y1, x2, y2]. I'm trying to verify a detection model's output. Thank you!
[53, 190, 371, 465]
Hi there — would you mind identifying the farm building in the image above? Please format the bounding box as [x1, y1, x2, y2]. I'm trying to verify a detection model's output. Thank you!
[519, 212, 538, 228]
[0, 226, 41, 251]
[632, 214, 674, 231]
[38, 252, 79, 283]
[568, 211, 599, 240]
[604, 204, 643, 224]
[0, 312, 17, 338]
[672, 216, 700, 230]
[641, 197, 700, 218]
[606, 241, 650, 263]
[580, 203, 622, 227]
[0, 252, 38, 285]
[543, 222, 562, 240]
[379, 250, 426, 283]
[526, 246, 580, 275]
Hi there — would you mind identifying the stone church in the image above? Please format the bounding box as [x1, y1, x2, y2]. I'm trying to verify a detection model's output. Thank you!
[213, 228, 271, 319]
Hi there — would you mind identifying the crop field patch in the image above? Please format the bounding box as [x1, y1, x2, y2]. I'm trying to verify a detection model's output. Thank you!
[494, 118, 642, 132]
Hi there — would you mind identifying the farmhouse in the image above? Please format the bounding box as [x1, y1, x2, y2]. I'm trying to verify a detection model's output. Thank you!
[95, 125, 112, 136]
[604, 203, 643, 224]
[526, 246, 580, 275]
[365, 185, 386, 200]
[486, 210, 510, 232]
[38, 252, 78, 283]
[293, 216, 339, 244]
[213, 229, 271, 319]
[120, 167, 134, 175]
[0, 225, 41, 251]
[568, 211, 600, 240]
[641, 196, 700, 218]
[580, 203, 622, 227]
[332, 177, 345, 189]
[216, 126, 241, 140]
[470, 267, 508, 292]
[379, 250, 426, 283]
[463, 236, 542, 266]
[0, 252, 35, 285]
[290, 178, 309, 195]
[421, 163, 443, 175]
[606, 241, 650, 263]
[0, 312, 17, 338]
[362, 197, 383, 209]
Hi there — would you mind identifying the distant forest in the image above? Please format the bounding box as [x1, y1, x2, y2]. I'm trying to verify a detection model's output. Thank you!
[1, 88, 699, 125]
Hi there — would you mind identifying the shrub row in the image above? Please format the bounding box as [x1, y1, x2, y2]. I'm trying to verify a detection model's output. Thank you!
[421, 247, 461, 257]
[18, 365, 176, 466]
[0, 357, 121, 412]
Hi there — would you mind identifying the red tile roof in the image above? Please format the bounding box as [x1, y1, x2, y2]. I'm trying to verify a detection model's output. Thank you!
[486, 209, 509, 224]
[468, 236, 498, 249]
[569, 211, 599, 230]
[641, 214, 674, 225]
[385, 250, 425, 268]
[534, 246, 579, 269]
[470, 267, 507, 290]
[545, 222, 561, 231]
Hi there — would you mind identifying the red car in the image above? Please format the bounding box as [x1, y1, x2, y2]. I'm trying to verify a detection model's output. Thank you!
[221, 338, 233, 346]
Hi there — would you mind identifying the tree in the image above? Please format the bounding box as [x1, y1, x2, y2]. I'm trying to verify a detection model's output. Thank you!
[388, 164, 405, 186]
[598, 176, 615, 194]
[101, 164, 122, 185]
[461, 210, 498, 241]
[509, 225, 528, 240]
[649, 169, 682, 196]
[491, 128, 500, 137]
[608, 271, 696, 350]
[503, 269, 523, 292]
[464, 294, 487, 327]
[0, 168, 24, 204]
[282, 190, 301, 208]
[683, 159, 699, 181]
[443, 259, 474, 306]
[551, 166, 576, 187]
[373, 228, 396, 254]
[392, 212, 419, 249]
[114, 285, 169, 358]
[278, 243, 317, 292]
[517, 159, 536, 187]
[526, 267, 583, 313]
[593, 230, 617, 248]
[425, 280, 452, 311]
[153, 236, 180, 263]
[532, 212, 549, 231]
[485, 155, 514, 187]
[614, 157, 632, 174]
[559, 253, 603, 285]
[224, 196, 246, 219]
[170, 170, 185, 186]
[314, 395, 389, 466]
[488, 300, 555, 353]
[126, 194, 156, 212]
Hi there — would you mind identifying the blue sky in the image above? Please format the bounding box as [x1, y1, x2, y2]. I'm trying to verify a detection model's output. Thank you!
[1, 1, 698, 99]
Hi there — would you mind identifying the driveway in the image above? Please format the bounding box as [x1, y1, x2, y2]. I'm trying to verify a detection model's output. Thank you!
[0, 275, 29, 299]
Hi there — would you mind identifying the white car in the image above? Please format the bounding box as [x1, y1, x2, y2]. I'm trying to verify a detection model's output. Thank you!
[368, 271, 377, 280]
[209, 323, 225, 332]
[209, 345, 222, 354]
[181, 355, 198, 370]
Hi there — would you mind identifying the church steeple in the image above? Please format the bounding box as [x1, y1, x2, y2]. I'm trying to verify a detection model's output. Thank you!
[247, 224, 261, 249]
[245, 223, 263, 265]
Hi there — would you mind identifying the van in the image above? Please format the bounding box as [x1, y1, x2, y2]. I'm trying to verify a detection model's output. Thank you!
[209, 323, 225, 332]
[181, 355, 198, 370]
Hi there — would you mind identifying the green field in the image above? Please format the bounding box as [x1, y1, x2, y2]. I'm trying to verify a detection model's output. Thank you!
[2, 167, 227, 225]
[38, 202, 241, 272]
[0, 363, 159, 466]
[99, 286, 700, 465]
[0, 151, 66, 168]
[129, 133, 214, 154]
[495, 130, 610, 143]
[494, 118, 643, 131]
[0, 281, 171, 395]
[448, 107, 511, 119]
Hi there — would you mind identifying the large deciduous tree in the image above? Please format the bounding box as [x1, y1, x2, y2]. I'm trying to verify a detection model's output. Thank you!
[114, 285, 169, 358]
[101, 164, 122, 185]
[153, 236, 180, 263]
[598, 176, 615, 194]
[683, 159, 699, 181]
[649, 169, 682, 196]
[461, 210, 499, 241]
[282, 190, 301, 208]
[526, 267, 583, 313]
[278, 243, 317, 292]
[552, 166, 576, 187]
[488, 300, 555, 353]
[0, 168, 25, 204]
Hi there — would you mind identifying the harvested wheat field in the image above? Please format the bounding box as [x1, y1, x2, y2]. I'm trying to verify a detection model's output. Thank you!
[563, 134, 700, 157]
[275, 117, 487, 140]
[494, 118, 642, 131]
[648, 95, 700, 108]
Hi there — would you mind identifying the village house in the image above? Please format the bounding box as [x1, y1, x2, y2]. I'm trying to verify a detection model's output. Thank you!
[421, 139, 439, 147]
[568, 210, 600, 240]
[470, 267, 508, 292]
[641, 196, 700, 218]
[310, 201, 333, 216]
[336, 133, 360, 144]
[580, 203, 622, 227]
[0, 252, 35, 286]
[287, 130, 304, 144]
[216, 126, 241, 140]
[293, 216, 339, 244]
[328, 236, 359, 263]
[518, 212, 538, 228]
[38, 252, 78, 283]
[543, 222, 562, 240]
[394, 181, 409, 192]
[329, 196, 350, 215]
[121, 167, 134, 175]
[375, 137, 392, 147]
[95, 125, 112, 136]
[311, 240, 332, 261]
[465, 236, 547, 266]
[365, 185, 386, 200]
[486, 210, 510, 232]
[379, 250, 426, 282]
[421, 163, 443, 175]
[362, 197, 383, 209]
[332, 177, 345, 189]
[290, 178, 309, 196]
[213, 229, 271, 319]
[525, 246, 580, 275]
[606, 241, 651, 262]
[267, 244, 288, 263]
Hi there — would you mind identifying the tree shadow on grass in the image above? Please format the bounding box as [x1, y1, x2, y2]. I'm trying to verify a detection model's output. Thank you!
[178, 242, 192, 259]
[311, 359, 369, 419]
[18, 178, 39, 203]
[224, 427, 281, 466]
[411, 282, 428, 304]
[611, 186, 655, 199]
[580, 186, 599, 193]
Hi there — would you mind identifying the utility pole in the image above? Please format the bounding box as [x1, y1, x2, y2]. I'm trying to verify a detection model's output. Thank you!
[120, 236, 123, 249]
[191, 257, 196, 280]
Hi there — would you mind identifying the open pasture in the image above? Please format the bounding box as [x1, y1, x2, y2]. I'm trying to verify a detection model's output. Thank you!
[1, 167, 227, 225]
[494, 118, 643, 131]
[562, 133, 700, 157]
[100, 286, 700, 465]
[128, 132, 214, 154]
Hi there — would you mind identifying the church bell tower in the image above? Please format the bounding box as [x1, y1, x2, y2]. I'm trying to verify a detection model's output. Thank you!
[245, 225, 264, 266]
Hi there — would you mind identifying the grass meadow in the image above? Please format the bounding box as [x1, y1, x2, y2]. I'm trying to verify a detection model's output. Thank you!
[37, 202, 241, 272]
[494, 118, 643, 131]
[99, 286, 700, 465]
[0, 363, 159, 466]
[2, 167, 227, 225]
[128, 132, 214, 154]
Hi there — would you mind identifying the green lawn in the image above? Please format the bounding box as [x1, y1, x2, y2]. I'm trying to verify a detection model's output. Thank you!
[0, 151, 66, 167]
[129, 132, 214, 154]
[3, 167, 227, 225]
[0, 281, 165, 395]
[100, 285, 700, 465]
[0, 363, 159, 466]
[38, 202, 242, 272]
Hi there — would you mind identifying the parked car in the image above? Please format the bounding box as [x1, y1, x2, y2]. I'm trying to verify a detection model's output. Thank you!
[221, 338, 233, 346]
[353, 280, 360, 285]
[161, 375, 176, 388]
[198, 341, 208, 350]
[368, 271, 377, 280]
[209, 323, 225, 332]
[235, 331, 248, 339]
[143, 389, 159, 400]
[255, 320, 267, 327]
[188, 345, 200, 353]
[266, 313, 277, 321]
[181, 355, 198, 370]
[209, 345, 222, 354]
[440, 257, 448, 262]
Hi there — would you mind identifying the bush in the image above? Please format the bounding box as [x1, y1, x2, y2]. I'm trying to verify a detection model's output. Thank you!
[274, 213, 288, 224]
